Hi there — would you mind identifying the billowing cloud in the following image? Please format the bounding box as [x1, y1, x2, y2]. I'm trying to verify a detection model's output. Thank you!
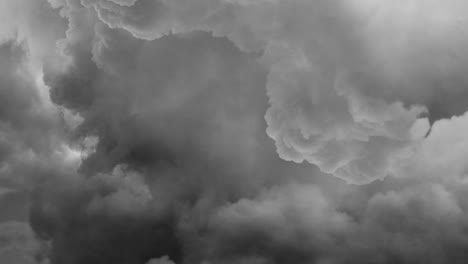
[192, 111, 468, 264]
[46, 0, 468, 184]
[35, 3, 278, 263]
[3, 0, 468, 264]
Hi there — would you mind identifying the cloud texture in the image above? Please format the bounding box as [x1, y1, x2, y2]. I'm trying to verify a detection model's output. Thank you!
[3, 0, 468, 263]
[61, 0, 468, 184]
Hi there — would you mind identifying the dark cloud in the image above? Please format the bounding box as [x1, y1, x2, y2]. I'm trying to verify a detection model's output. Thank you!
[37, 4, 283, 262]
[3, 1, 468, 264]
[0, 221, 48, 264]
[0, 190, 29, 222]
[29, 168, 182, 264]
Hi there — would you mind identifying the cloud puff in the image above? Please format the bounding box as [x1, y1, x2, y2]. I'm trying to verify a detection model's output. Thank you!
[264, 47, 430, 184]
[146, 255, 176, 264]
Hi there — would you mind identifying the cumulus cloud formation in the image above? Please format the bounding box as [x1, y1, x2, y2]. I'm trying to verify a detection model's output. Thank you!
[2, 0, 468, 264]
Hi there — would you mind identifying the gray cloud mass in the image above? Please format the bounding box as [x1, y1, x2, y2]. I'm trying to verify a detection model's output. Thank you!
[2, 0, 468, 264]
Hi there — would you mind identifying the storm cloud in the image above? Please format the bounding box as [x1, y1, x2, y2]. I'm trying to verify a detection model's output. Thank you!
[2, 0, 468, 264]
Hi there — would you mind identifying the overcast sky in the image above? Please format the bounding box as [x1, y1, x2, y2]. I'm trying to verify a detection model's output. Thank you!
[2, 0, 468, 263]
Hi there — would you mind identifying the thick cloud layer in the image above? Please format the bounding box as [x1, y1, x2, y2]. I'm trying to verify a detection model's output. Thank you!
[0, 1, 71, 263]
[3, 0, 468, 264]
[50, 0, 468, 183]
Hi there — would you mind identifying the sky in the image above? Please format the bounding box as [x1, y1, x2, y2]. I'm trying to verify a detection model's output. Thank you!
[2, 0, 468, 263]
